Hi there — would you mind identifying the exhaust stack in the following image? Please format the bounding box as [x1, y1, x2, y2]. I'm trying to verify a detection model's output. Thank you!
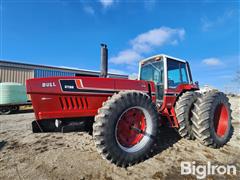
[100, 44, 108, 78]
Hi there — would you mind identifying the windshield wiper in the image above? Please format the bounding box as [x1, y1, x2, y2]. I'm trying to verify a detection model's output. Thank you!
[148, 62, 162, 73]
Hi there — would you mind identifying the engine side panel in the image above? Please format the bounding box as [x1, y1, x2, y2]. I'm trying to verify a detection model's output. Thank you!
[27, 77, 151, 120]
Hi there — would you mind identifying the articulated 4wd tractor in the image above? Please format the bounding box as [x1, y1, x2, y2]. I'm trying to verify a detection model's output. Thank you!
[27, 44, 232, 167]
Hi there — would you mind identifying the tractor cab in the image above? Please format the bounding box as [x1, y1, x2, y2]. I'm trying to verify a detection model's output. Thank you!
[139, 54, 194, 104]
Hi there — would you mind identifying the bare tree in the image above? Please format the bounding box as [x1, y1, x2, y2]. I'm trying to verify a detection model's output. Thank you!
[233, 70, 240, 84]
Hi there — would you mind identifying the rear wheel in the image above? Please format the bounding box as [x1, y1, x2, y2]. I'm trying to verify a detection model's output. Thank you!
[174, 91, 200, 139]
[93, 91, 158, 167]
[191, 91, 233, 148]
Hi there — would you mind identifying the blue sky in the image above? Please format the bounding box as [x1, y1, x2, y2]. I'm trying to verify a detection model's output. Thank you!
[0, 0, 239, 92]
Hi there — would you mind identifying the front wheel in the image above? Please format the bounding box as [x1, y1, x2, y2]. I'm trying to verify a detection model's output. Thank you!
[93, 91, 158, 167]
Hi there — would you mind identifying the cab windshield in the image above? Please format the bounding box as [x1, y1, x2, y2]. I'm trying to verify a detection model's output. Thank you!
[140, 60, 164, 84]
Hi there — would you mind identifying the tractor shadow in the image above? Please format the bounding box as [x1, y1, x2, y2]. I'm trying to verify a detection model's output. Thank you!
[152, 127, 181, 156]
[0, 140, 7, 151]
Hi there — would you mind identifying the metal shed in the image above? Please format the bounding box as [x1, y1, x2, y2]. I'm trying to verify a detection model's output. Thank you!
[0, 67, 34, 85]
[34, 69, 75, 78]
[0, 60, 128, 85]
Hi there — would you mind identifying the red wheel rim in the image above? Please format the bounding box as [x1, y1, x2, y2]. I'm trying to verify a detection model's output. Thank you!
[116, 108, 146, 148]
[214, 103, 229, 137]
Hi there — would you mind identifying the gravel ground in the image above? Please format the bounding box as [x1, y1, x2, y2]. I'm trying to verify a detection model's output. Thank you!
[0, 97, 239, 180]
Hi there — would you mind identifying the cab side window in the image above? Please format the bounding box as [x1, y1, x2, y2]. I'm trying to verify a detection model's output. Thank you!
[167, 59, 189, 88]
[180, 63, 188, 83]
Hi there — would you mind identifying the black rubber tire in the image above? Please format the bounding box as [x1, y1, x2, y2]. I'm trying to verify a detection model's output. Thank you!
[12, 106, 20, 114]
[191, 91, 233, 148]
[174, 91, 200, 140]
[93, 90, 158, 167]
[0, 107, 12, 115]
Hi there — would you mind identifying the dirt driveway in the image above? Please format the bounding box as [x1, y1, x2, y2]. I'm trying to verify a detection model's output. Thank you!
[0, 97, 239, 180]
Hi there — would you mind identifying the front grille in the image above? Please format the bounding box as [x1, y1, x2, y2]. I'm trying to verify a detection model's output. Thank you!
[59, 96, 88, 110]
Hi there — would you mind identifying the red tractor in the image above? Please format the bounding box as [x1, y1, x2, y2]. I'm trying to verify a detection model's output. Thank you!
[27, 44, 232, 167]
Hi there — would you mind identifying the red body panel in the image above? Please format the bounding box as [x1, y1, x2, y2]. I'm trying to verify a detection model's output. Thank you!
[159, 84, 199, 127]
[27, 76, 198, 128]
[27, 76, 152, 120]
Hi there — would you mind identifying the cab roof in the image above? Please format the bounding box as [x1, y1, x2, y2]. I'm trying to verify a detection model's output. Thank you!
[139, 54, 187, 65]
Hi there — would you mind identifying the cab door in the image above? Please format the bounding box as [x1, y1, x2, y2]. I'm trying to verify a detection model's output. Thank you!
[140, 60, 164, 102]
[153, 61, 164, 103]
[166, 58, 190, 91]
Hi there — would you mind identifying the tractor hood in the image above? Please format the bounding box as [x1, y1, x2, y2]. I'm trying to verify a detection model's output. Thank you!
[26, 76, 154, 120]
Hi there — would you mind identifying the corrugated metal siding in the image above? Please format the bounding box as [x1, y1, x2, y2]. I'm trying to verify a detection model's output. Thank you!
[0, 60, 129, 79]
[0, 67, 34, 85]
[34, 69, 75, 78]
